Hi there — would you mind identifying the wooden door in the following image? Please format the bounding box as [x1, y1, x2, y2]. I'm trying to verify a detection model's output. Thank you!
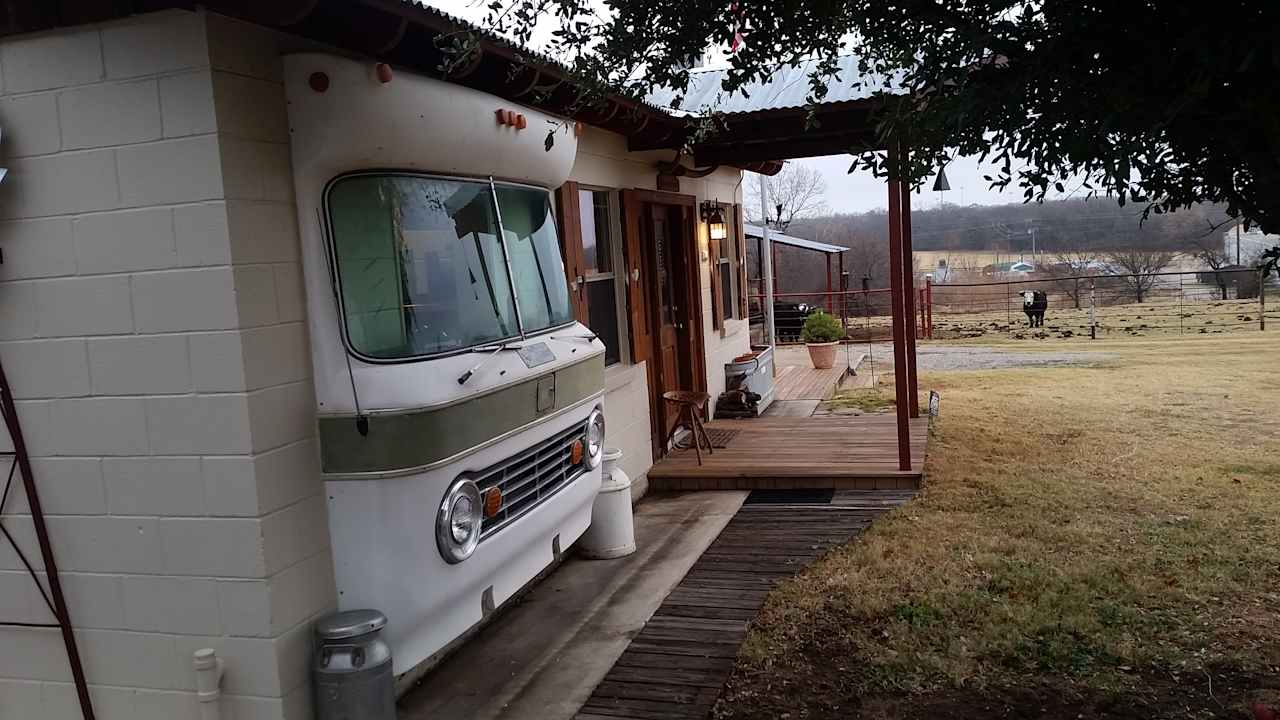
[649, 204, 687, 441]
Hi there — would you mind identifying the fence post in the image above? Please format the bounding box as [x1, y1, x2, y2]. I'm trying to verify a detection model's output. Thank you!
[1006, 281, 1012, 326]
[925, 276, 933, 339]
[1089, 278, 1097, 340]
[1261, 269, 1267, 331]
[1178, 273, 1184, 335]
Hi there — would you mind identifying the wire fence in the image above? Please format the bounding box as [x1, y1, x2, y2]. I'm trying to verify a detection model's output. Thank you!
[749, 268, 1276, 343]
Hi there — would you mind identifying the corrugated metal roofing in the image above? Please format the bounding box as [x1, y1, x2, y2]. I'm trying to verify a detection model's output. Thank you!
[744, 224, 848, 254]
[648, 55, 902, 116]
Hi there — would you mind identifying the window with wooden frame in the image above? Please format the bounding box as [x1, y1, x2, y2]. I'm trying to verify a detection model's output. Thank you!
[707, 202, 741, 332]
[555, 181, 629, 366]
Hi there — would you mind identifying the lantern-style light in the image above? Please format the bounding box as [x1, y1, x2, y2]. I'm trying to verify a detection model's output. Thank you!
[700, 201, 728, 241]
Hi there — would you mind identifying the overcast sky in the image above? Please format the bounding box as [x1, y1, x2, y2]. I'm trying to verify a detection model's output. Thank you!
[430, 0, 1074, 214]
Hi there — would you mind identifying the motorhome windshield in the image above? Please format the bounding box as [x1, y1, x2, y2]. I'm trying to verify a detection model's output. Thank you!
[327, 175, 572, 359]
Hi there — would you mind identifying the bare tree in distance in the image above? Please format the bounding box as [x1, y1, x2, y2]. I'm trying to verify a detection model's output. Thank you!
[1106, 249, 1175, 303]
[1043, 248, 1102, 308]
[747, 164, 828, 231]
[1186, 234, 1234, 300]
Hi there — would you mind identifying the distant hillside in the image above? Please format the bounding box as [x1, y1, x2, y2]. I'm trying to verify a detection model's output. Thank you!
[790, 198, 1234, 254]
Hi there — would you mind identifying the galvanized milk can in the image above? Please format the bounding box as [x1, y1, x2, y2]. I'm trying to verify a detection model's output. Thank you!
[313, 609, 396, 720]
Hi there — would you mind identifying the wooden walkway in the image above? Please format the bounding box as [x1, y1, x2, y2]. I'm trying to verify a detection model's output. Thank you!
[573, 490, 916, 720]
[772, 362, 847, 401]
[649, 414, 928, 491]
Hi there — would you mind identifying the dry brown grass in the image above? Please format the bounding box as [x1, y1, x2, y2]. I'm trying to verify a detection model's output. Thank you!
[715, 333, 1280, 718]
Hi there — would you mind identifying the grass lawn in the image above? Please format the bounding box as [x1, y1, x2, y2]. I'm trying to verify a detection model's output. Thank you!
[714, 333, 1280, 719]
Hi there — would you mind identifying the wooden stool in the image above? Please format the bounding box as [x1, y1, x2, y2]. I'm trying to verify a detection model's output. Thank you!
[662, 390, 713, 466]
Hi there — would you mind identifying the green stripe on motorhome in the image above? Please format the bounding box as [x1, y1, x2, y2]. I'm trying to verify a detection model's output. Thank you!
[318, 354, 605, 476]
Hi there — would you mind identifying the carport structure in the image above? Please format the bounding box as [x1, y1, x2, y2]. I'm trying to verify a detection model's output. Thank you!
[647, 57, 923, 470]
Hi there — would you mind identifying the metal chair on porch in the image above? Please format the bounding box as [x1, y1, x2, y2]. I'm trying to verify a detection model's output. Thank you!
[662, 390, 714, 466]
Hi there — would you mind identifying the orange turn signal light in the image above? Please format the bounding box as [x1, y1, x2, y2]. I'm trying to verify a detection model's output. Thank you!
[570, 439, 584, 465]
[483, 487, 502, 518]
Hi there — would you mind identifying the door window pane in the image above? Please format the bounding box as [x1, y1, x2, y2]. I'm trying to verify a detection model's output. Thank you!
[719, 261, 734, 321]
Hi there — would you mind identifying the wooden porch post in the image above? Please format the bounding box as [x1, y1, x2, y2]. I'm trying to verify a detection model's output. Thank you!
[900, 176, 920, 418]
[826, 253, 833, 313]
[886, 145, 913, 471]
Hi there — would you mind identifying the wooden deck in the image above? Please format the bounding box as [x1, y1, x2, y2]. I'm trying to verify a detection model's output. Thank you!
[649, 414, 928, 491]
[573, 490, 916, 720]
[772, 361, 848, 401]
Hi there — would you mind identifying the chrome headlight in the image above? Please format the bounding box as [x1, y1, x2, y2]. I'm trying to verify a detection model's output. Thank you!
[585, 407, 606, 469]
[436, 479, 482, 564]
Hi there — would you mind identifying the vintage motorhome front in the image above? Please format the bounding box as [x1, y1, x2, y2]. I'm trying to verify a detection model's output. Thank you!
[284, 53, 606, 689]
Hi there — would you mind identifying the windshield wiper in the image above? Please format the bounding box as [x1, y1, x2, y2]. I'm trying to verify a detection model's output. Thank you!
[457, 342, 524, 385]
[550, 333, 599, 343]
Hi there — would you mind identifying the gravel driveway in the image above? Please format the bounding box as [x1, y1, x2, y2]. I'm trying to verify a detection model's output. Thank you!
[859, 343, 1113, 372]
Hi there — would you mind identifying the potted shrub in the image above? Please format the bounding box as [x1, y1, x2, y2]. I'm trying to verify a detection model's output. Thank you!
[801, 311, 843, 369]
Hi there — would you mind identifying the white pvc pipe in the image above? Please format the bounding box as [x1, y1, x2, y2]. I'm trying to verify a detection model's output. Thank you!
[759, 175, 777, 348]
[194, 648, 225, 720]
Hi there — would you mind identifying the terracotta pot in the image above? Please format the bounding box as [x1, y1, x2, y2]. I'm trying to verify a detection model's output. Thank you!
[806, 341, 838, 369]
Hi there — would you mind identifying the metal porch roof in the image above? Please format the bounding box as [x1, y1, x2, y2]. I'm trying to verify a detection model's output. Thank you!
[744, 224, 847, 254]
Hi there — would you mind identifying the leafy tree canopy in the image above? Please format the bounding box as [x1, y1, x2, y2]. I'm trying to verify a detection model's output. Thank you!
[462, 0, 1280, 271]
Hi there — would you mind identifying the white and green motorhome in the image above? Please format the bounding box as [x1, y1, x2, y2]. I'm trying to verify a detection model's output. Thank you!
[284, 53, 606, 689]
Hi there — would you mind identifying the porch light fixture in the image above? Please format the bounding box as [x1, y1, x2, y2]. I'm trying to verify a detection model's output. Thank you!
[700, 201, 727, 241]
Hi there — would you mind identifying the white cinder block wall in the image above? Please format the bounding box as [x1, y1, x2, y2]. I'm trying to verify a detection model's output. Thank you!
[0, 10, 332, 720]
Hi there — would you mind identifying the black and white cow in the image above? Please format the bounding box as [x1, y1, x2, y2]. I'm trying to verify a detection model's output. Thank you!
[1021, 290, 1048, 327]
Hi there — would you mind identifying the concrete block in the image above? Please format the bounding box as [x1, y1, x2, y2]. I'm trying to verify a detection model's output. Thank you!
[0, 570, 44, 625]
[274, 614, 318, 695]
[117, 135, 222, 207]
[174, 202, 232, 267]
[224, 694, 288, 720]
[0, 338, 90, 399]
[87, 684, 143, 720]
[49, 397, 149, 455]
[0, 27, 103, 93]
[0, 281, 37, 340]
[227, 201, 300, 265]
[158, 69, 216, 139]
[0, 680, 42, 716]
[34, 275, 134, 338]
[216, 578, 271, 637]
[274, 263, 306, 323]
[0, 400, 55, 457]
[46, 515, 163, 574]
[219, 139, 293, 202]
[0, 149, 119, 219]
[88, 334, 191, 395]
[189, 330, 247, 392]
[252, 439, 321, 515]
[75, 629, 181, 690]
[103, 457, 205, 516]
[233, 264, 280, 328]
[0, 92, 61, 157]
[0, 515, 40, 571]
[131, 688, 199, 720]
[240, 322, 310, 391]
[0, 218, 77, 280]
[260, 495, 328, 576]
[212, 71, 289, 142]
[158, 516, 266, 578]
[120, 576, 221, 635]
[247, 381, 313, 454]
[58, 79, 162, 150]
[144, 394, 252, 455]
[267, 551, 335, 636]
[0, 628, 70, 681]
[132, 267, 239, 333]
[59, 572, 125, 630]
[72, 207, 178, 274]
[9, 457, 106, 515]
[262, 143, 295, 203]
[101, 9, 209, 79]
[38, 681, 82, 719]
[207, 13, 285, 83]
[201, 454, 258, 517]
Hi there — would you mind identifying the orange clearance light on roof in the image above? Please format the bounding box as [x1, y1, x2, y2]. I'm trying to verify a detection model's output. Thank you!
[483, 487, 502, 518]
[570, 439, 584, 465]
[308, 72, 329, 93]
[375, 63, 393, 84]
[495, 109, 528, 130]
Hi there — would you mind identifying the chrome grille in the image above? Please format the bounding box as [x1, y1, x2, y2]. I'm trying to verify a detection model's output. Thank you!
[473, 421, 589, 539]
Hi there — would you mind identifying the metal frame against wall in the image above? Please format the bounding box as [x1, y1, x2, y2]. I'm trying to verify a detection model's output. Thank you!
[0, 359, 96, 720]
